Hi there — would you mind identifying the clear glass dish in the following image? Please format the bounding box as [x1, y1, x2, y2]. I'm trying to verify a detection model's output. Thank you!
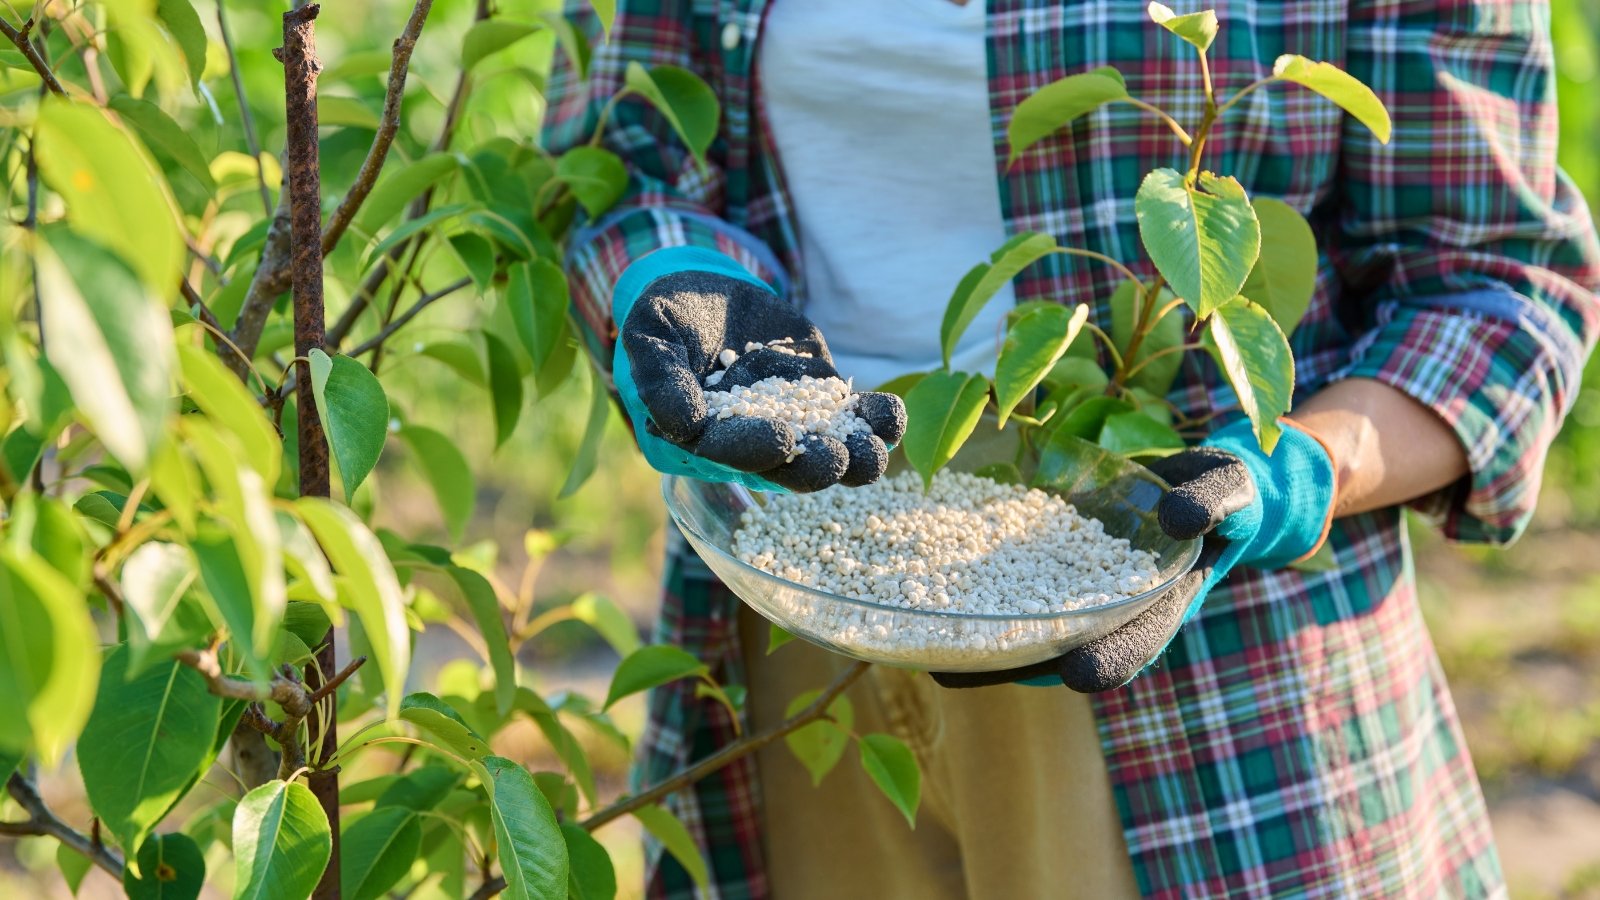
[661, 434, 1201, 672]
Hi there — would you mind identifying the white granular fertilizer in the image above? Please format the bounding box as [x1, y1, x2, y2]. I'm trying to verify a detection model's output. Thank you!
[704, 375, 872, 447]
[731, 470, 1163, 665]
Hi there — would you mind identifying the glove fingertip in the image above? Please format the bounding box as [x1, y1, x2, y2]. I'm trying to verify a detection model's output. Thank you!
[1157, 489, 1217, 541]
[764, 435, 849, 493]
[856, 392, 907, 445]
[695, 416, 796, 473]
[839, 432, 889, 487]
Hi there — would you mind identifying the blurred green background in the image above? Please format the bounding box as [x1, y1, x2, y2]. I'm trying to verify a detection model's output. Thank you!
[4, 0, 1600, 896]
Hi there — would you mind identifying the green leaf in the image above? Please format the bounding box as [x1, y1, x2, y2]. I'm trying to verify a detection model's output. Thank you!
[375, 765, 461, 812]
[319, 96, 381, 130]
[400, 692, 491, 759]
[563, 823, 617, 900]
[1239, 197, 1319, 335]
[57, 842, 92, 895]
[993, 304, 1089, 426]
[282, 601, 333, 650]
[556, 147, 628, 218]
[783, 690, 854, 787]
[507, 259, 570, 389]
[561, 363, 612, 498]
[586, 0, 616, 38]
[295, 499, 411, 720]
[858, 733, 921, 828]
[1007, 68, 1128, 162]
[355, 154, 459, 236]
[541, 12, 592, 80]
[571, 592, 641, 658]
[526, 710, 597, 807]
[1050, 395, 1135, 443]
[1273, 55, 1393, 144]
[1146, 2, 1219, 52]
[155, 0, 207, 86]
[624, 62, 719, 172]
[901, 371, 991, 489]
[450, 233, 497, 292]
[419, 339, 488, 387]
[0, 550, 99, 766]
[398, 425, 475, 541]
[767, 623, 797, 655]
[108, 95, 215, 192]
[36, 229, 175, 474]
[279, 517, 338, 608]
[124, 832, 205, 900]
[463, 20, 544, 71]
[1098, 411, 1187, 457]
[632, 805, 709, 891]
[1135, 168, 1261, 319]
[120, 541, 208, 673]
[178, 344, 279, 481]
[472, 755, 569, 900]
[323, 49, 395, 83]
[362, 204, 474, 270]
[341, 807, 422, 900]
[34, 97, 182, 290]
[447, 566, 515, 716]
[604, 645, 708, 710]
[940, 232, 1057, 367]
[309, 349, 390, 502]
[232, 780, 332, 900]
[79, 648, 221, 862]
[484, 334, 524, 449]
[1206, 297, 1295, 454]
[1109, 281, 1186, 396]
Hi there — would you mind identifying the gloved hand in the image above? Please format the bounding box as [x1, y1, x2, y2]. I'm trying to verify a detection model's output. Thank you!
[932, 417, 1337, 692]
[613, 246, 906, 493]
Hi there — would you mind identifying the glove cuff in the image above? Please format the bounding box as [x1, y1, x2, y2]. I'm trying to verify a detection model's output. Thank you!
[1204, 418, 1337, 569]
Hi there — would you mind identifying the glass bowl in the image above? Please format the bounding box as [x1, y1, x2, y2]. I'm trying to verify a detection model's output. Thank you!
[661, 434, 1201, 672]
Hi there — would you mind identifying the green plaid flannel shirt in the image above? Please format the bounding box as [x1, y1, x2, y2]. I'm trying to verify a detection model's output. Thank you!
[544, 0, 1600, 896]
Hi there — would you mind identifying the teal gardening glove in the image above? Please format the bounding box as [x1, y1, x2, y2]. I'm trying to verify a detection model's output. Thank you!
[613, 246, 907, 493]
[933, 417, 1338, 691]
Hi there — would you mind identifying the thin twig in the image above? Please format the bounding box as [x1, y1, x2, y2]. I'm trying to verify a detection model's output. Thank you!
[217, 0, 273, 218]
[320, 0, 435, 255]
[470, 661, 871, 899]
[346, 276, 471, 357]
[1112, 97, 1192, 145]
[0, 16, 66, 96]
[4, 774, 124, 877]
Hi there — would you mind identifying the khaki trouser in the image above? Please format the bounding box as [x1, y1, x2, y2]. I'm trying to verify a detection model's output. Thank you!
[739, 606, 1142, 900]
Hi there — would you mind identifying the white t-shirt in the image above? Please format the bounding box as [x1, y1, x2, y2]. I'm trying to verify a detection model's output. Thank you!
[758, 0, 1013, 390]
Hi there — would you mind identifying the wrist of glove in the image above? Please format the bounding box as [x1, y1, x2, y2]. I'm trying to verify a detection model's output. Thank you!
[933, 417, 1337, 693]
[612, 247, 906, 493]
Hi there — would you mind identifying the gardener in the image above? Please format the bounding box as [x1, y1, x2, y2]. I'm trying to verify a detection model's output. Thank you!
[545, 0, 1600, 897]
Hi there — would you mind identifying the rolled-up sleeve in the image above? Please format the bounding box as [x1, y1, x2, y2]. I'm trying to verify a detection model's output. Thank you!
[542, 1, 789, 374]
[1331, 0, 1600, 544]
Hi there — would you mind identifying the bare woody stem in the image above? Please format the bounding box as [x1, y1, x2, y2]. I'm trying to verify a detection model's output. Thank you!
[2, 774, 124, 877]
[216, 0, 274, 219]
[0, 17, 67, 96]
[469, 661, 873, 900]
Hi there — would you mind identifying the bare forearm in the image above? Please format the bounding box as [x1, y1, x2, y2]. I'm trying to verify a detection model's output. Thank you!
[1286, 378, 1469, 518]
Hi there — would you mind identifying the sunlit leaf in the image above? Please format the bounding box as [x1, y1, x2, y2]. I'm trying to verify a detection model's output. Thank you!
[446, 566, 515, 716]
[319, 96, 380, 130]
[1007, 68, 1128, 162]
[355, 154, 459, 236]
[1147, 2, 1219, 52]
[34, 98, 182, 290]
[624, 63, 719, 172]
[783, 690, 854, 787]
[632, 805, 708, 891]
[604, 645, 708, 710]
[178, 344, 279, 481]
[232, 780, 331, 900]
[586, 0, 616, 38]
[570, 592, 640, 658]
[507, 259, 570, 388]
[1239, 198, 1318, 335]
[109, 94, 215, 192]
[463, 20, 544, 72]
[1108, 280, 1185, 396]
[940, 232, 1057, 367]
[57, 843, 91, 896]
[1135, 168, 1260, 319]
[155, 0, 207, 86]
[901, 371, 991, 489]
[563, 823, 616, 900]
[1206, 297, 1294, 453]
[556, 147, 628, 218]
[767, 623, 797, 655]
[1098, 411, 1186, 457]
[309, 350, 390, 502]
[0, 550, 100, 767]
[120, 541, 208, 673]
[472, 755, 569, 900]
[859, 733, 921, 828]
[1273, 55, 1392, 144]
[993, 304, 1088, 426]
[35, 230, 174, 474]
[400, 692, 491, 759]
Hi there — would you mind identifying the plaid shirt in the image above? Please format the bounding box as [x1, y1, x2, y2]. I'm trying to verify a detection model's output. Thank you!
[545, 1, 1600, 897]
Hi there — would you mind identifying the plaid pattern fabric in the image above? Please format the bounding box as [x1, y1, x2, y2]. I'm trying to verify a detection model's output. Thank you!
[544, 0, 1600, 897]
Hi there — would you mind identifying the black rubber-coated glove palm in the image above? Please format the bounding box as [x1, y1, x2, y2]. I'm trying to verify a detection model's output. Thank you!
[932, 448, 1257, 692]
[622, 269, 906, 492]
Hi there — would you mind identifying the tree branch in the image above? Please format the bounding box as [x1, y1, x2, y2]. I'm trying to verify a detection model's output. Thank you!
[469, 661, 873, 900]
[4, 774, 124, 877]
[216, 0, 273, 219]
[0, 17, 67, 96]
[319, 0, 435, 256]
[345, 276, 471, 358]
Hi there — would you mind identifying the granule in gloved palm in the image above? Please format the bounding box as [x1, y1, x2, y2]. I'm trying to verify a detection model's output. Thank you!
[731, 471, 1163, 665]
[704, 373, 871, 462]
